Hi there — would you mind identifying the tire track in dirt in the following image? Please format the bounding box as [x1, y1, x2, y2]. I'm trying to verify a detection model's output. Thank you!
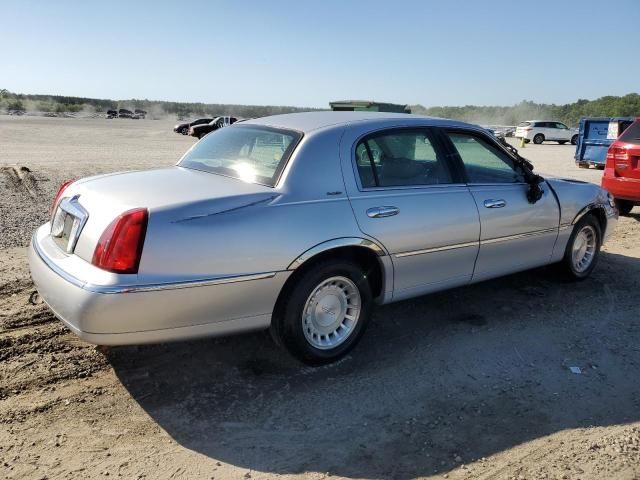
[0, 278, 56, 331]
[0, 166, 41, 200]
[0, 324, 110, 402]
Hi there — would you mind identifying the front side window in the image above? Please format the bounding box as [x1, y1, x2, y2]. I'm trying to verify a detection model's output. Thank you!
[448, 132, 525, 184]
[355, 129, 452, 188]
[179, 125, 302, 186]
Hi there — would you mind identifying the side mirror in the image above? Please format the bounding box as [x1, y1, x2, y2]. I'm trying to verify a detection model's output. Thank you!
[526, 175, 545, 204]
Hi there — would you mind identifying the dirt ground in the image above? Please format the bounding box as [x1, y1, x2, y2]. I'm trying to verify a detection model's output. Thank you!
[1, 115, 639, 480]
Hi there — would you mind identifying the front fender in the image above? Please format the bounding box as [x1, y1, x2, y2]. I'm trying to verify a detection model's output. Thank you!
[546, 177, 618, 243]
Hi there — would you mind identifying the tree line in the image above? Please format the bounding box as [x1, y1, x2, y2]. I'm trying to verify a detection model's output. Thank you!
[410, 94, 640, 127]
[1, 89, 638, 126]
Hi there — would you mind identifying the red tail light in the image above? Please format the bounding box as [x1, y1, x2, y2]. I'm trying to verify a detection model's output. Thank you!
[606, 142, 630, 171]
[92, 209, 148, 274]
[49, 180, 75, 216]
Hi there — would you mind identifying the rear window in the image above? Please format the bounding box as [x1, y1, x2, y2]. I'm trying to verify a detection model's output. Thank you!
[179, 125, 302, 186]
[618, 121, 640, 145]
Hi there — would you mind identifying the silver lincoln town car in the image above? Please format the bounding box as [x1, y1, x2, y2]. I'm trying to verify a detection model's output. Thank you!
[29, 111, 618, 364]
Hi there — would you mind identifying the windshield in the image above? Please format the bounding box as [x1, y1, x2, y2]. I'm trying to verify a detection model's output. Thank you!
[178, 125, 302, 186]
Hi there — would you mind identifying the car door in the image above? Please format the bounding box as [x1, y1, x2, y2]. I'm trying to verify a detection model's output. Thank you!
[440, 129, 560, 282]
[341, 126, 480, 301]
[543, 122, 558, 140]
[555, 122, 571, 141]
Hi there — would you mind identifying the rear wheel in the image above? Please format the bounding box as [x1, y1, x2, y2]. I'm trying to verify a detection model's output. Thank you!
[615, 199, 634, 216]
[272, 260, 373, 365]
[559, 214, 601, 280]
[180, 127, 188, 135]
[571, 135, 578, 145]
[533, 134, 545, 144]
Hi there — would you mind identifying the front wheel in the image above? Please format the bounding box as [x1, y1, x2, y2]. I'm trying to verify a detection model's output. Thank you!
[533, 134, 545, 144]
[559, 215, 601, 280]
[272, 260, 373, 365]
[571, 135, 578, 145]
[615, 199, 634, 216]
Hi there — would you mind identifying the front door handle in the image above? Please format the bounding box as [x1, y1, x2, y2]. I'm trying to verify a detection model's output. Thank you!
[367, 206, 400, 218]
[484, 199, 506, 208]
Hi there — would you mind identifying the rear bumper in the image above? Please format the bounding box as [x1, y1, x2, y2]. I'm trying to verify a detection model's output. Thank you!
[28, 225, 290, 345]
[602, 175, 640, 203]
[515, 131, 533, 140]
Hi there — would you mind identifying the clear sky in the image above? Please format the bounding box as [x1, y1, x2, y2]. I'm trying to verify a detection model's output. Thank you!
[2, 0, 639, 108]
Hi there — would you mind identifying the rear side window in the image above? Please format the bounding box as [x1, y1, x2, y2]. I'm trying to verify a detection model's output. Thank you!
[355, 129, 452, 188]
[618, 121, 640, 145]
[447, 132, 525, 184]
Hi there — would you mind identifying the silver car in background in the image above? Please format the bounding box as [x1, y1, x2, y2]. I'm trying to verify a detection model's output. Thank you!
[29, 112, 618, 364]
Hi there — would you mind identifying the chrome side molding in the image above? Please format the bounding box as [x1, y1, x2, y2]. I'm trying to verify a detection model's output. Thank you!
[288, 237, 387, 270]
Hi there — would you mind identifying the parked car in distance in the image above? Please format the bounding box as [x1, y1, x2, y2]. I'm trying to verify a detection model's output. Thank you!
[118, 108, 133, 119]
[106, 109, 118, 119]
[134, 109, 147, 119]
[515, 121, 578, 145]
[487, 126, 515, 138]
[601, 117, 640, 215]
[29, 112, 618, 365]
[173, 118, 213, 135]
[575, 117, 634, 169]
[189, 116, 238, 139]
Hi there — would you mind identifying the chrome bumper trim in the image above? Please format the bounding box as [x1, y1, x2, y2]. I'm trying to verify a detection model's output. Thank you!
[32, 234, 277, 295]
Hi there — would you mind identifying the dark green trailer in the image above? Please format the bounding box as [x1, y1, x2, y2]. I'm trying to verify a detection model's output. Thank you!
[329, 100, 411, 114]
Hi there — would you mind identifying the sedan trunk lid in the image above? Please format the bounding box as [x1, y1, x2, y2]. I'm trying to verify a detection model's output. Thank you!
[54, 166, 276, 264]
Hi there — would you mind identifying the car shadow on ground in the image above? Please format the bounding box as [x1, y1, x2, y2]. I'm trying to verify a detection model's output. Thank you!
[108, 251, 640, 479]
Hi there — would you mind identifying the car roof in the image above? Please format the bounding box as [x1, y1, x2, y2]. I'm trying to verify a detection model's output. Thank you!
[241, 111, 479, 134]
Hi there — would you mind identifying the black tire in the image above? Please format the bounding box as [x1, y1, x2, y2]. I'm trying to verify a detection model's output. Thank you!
[558, 141, 567, 145]
[524, 139, 530, 144]
[272, 260, 373, 365]
[559, 214, 602, 281]
[533, 134, 545, 145]
[180, 127, 188, 135]
[615, 199, 634, 216]
[571, 135, 578, 145]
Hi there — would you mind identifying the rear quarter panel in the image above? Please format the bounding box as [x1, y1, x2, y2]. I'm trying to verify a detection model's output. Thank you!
[137, 127, 366, 284]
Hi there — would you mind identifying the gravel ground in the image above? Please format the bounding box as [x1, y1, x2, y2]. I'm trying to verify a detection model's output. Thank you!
[0, 115, 639, 480]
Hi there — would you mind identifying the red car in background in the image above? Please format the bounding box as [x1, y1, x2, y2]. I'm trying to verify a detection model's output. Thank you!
[602, 118, 640, 215]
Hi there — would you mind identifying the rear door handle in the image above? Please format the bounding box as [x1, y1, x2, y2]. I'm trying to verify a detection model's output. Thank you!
[367, 206, 400, 218]
[484, 199, 506, 208]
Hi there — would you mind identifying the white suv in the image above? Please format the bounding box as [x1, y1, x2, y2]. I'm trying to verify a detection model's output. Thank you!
[515, 121, 578, 145]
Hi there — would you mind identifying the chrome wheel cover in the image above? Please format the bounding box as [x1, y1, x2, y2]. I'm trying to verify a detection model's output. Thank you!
[302, 276, 361, 350]
[572, 225, 596, 273]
